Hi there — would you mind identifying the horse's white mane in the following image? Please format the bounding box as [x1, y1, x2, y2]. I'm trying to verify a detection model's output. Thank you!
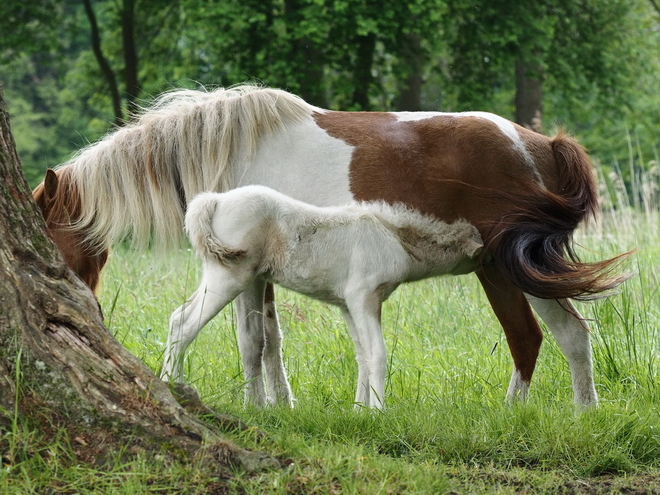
[61, 84, 314, 251]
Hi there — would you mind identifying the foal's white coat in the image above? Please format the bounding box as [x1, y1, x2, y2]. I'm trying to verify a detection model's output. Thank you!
[161, 186, 484, 409]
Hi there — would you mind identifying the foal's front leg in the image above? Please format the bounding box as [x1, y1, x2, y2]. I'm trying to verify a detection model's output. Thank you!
[342, 294, 387, 409]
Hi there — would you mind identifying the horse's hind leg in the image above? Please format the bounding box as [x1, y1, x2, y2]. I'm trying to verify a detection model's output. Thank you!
[526, 296, 597, 406]
[262, 283, 293, 406]
[477, 265, 543, 402]
[234, 279, 288, 407]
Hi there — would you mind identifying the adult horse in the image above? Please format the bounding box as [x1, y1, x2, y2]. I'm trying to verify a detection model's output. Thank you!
[33, 85, 627, 407]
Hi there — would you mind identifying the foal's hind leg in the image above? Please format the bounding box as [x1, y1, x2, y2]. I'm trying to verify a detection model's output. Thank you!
[526, 296, 597, 406]
[477, 265, 543, 402]
[262, 283, 293, 406]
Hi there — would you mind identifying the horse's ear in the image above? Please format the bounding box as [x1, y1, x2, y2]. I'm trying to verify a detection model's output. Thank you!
[44, 169, 59, 201]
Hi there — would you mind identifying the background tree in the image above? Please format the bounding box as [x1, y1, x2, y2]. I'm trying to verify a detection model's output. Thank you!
[444, 0, 638, 132]
[0, 84, 278, 472]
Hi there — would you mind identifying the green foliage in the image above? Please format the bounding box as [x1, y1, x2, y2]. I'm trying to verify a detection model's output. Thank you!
[0, 0, 67, 62]
[1, 0, 659, 193]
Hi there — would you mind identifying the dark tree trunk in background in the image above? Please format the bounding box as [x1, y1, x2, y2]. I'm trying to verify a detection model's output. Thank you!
[82, 0, 124, 126]
[395, 33, 424, 111]
[351, 33, 377, 110]
[121, 0, 140, 117]
[295, 41, 328, 108]
[0, 86, 277, 471]
[514, 58, 544, 133]
[283, 0, 328, 108]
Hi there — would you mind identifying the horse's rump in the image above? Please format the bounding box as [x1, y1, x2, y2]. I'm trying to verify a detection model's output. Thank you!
[490, 132, 630, 300]
[315, 112, 629, 300]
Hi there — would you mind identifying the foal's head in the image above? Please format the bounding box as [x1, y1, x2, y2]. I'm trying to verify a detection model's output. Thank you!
[33, 168, 109, 293]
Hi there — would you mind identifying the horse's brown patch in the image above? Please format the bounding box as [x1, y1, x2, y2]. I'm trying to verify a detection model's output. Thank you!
[314, 111, 551, 240]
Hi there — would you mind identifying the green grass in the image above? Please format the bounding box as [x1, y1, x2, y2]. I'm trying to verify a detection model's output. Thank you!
[3, 207, 660, 493]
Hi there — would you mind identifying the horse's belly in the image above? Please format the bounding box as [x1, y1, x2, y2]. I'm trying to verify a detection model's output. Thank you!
[264, 271, 347, 307]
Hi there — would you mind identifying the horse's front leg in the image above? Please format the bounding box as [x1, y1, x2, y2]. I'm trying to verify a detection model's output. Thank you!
[477, 264, 543, 402]
[262, 283, 293, 406]
[234, 280, 268, 407]
[525, 296, 597, 406]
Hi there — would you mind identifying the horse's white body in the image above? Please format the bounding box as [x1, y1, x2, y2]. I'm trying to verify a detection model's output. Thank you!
[161, 186, 484, 408]
[55, 85, 602, 408]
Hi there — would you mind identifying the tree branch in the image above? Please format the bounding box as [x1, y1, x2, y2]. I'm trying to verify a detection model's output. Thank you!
[81, 0, 124, 126]
[650, 0, 660, 16]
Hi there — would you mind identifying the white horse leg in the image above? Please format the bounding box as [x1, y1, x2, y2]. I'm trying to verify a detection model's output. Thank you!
[262, 283, 294, 406]
[162, 266, 245, 383]
[341, 309, 370, 407]
[343, 296, 387, 409]
[234, 280, 269, 407]
[526, 295, 598, 406]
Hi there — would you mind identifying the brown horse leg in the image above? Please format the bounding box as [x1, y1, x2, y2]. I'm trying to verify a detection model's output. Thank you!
[477, 264, 543, 402]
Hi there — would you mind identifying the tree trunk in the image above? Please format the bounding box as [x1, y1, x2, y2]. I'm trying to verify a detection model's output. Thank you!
[394, 33, 424, 111]
[351, 33, 377, 110]
[283, 0, 328, 108]
[82, 0, 124, 127]
[514, 58, 544, 133]
[0, 85, 277, 472]
[121, 0, 140, 117]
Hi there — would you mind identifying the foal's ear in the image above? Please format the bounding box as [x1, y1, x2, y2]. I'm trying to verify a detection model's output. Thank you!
[44, 169, 59, 201]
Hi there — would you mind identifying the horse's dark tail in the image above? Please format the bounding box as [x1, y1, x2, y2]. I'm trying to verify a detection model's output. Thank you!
[491, 132, 631, 300]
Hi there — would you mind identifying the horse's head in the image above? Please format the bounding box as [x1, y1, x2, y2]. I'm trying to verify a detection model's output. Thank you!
[33, 168, 109, 293]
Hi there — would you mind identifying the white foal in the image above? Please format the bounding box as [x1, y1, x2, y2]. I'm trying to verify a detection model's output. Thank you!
[161, 185, 484, 409]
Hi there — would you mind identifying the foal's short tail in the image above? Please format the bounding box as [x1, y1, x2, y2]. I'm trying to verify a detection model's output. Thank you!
[185, 193, 247, 264]
[493, 132, 631, 300]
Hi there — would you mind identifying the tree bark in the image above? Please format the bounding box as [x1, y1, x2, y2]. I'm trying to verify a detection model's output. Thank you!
[0, 85, 277, 472]
[514, 58, 544, 133]
[121, 0, 140, 117]
[82, 0, 124, 127]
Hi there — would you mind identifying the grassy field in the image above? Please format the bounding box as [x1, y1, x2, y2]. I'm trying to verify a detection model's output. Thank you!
[3, 205, 660, 493]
